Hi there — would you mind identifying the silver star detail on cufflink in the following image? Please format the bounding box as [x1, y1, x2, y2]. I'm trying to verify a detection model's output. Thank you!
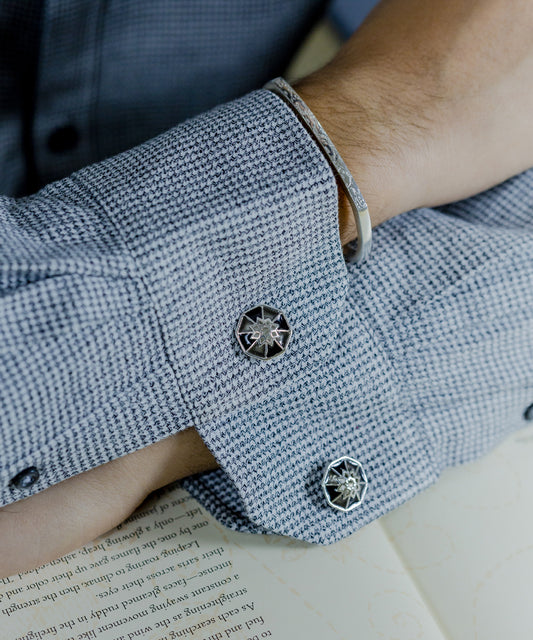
[235, 305, 292, 360]
[322, 456, 368, 512]
[249, 317, 281, 347]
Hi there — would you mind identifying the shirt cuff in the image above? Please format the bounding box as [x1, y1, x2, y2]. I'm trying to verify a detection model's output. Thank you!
[78, 88, 349, 426]
[183, 170, 533, 543]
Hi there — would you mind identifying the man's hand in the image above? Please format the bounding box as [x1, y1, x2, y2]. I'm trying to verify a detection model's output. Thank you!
[0, 428, 218, 578]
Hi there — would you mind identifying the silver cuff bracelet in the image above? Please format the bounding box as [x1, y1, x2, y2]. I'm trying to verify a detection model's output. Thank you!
[264, 76, 372, 264]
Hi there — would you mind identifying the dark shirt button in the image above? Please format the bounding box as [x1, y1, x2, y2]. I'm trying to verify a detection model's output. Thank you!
[10, 466, 40, 490]
[524, 403, 533, 421]
[47, 124, 79, 153]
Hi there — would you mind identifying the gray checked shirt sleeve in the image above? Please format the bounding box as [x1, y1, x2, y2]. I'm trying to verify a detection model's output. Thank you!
[1, 88, 533, 544]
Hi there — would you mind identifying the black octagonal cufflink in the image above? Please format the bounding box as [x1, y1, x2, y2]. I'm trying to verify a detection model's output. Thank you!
[322, 456, 368, 512]
[236, 305, 292, 361]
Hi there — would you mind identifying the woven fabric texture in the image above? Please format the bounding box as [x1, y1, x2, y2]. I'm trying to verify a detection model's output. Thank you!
[0, 1, 532, 545]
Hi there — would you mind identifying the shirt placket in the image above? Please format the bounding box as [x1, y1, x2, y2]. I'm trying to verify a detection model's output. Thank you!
[33, 0, 105, 187]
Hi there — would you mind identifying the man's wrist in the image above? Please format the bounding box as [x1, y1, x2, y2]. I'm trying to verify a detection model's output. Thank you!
[138, 428, 219, 497]
[295, 69, 425, 244]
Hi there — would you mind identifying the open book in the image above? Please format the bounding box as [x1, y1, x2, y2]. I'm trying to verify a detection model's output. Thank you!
[2, 421, 532, 640]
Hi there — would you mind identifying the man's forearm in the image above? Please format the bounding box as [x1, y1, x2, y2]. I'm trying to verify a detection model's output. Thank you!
[296, 0, 533, 244]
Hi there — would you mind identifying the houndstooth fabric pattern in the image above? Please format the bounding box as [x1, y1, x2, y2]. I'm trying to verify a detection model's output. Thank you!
[1, 1, 533, 545]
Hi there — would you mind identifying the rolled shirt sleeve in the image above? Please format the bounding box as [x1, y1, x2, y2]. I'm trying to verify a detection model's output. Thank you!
[1, 88, 532, 545]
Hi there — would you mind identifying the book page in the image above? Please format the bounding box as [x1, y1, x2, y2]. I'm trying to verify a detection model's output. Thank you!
[1, 483, 445, 640]
[381, 422, 533, 640]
